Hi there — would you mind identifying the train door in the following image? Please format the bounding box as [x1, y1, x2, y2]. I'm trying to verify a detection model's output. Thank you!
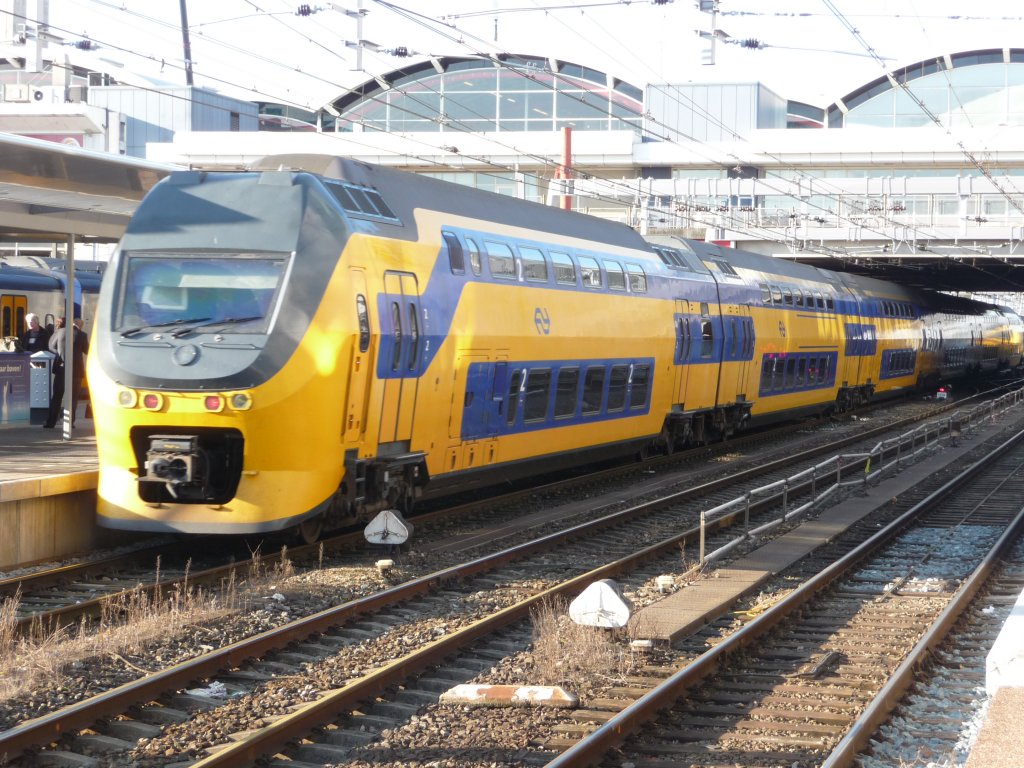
[672, 299, 690, 406]
[728, 305, 754, 398]
[840, 297, 868, 390]
[1, 293, 28, 338]
[447, 355, 502, 471]
[450, 354, 488, 441]
[377, 271, 421, 447]
[344, 269, 374, 444]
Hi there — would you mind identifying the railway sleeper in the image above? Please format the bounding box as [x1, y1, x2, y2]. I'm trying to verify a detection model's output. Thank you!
[69, 733, 135, 755]
[697, 703, 853, 725]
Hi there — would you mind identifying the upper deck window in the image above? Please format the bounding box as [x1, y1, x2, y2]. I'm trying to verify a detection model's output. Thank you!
[520, 246, 549, 282]
[578, 256, 602, 288]
[551, 251, 576, 284]
[605, 261, 626, 291]
[485, 241, 516, 279]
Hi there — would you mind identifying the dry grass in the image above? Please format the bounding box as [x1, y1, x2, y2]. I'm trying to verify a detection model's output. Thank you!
[0, 549, 295, 704]
[529, 596, 628, 691]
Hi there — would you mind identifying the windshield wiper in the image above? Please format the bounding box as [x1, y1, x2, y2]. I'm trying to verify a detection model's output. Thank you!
[170, 315, 265, 338]
[120, 317, 212, 338]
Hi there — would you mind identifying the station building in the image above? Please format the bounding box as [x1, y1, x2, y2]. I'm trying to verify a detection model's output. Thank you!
[3, 8, 1024, 297]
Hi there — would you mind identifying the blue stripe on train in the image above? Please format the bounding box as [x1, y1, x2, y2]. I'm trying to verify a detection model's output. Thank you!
[757, 351, 838, 398]
[460, 357, 655, 441]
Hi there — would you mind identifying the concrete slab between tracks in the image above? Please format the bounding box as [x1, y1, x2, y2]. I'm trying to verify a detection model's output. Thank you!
[964, 586, 1024, 768]
[0, 419, 135, 571]
[966, 687, 1024, 768]
[630, 414, 1007, 644]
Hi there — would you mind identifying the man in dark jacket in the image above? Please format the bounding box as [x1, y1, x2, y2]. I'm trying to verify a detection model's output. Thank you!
[20, 313, 51, 353]
[44, 316, 89, 428]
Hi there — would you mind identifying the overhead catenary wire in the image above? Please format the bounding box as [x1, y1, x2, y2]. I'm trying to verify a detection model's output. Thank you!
[10, 2, 1024, 276]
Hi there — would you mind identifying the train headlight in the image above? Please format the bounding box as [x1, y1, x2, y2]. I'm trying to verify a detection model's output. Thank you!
[117, 389, 138, 408]
[229, 392, 252, 411]
[204, 395, 224, 412]
[142, 393, 164, 411]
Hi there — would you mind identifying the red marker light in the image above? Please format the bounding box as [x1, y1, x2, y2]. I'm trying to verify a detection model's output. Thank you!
[204, 395, 223, 412]
[142, 393, 161, 410]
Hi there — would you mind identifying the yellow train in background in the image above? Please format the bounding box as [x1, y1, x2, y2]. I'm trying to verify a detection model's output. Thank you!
[87, 155, 1024, 540]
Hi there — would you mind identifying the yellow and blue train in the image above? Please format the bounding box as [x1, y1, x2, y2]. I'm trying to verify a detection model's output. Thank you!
[87, 155, 1024, 540]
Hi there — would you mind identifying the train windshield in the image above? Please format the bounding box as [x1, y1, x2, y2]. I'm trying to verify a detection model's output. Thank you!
[116, 253, 288, 333]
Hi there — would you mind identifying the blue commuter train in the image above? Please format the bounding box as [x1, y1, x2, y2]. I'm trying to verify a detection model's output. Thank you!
[85, 156, 1024, 541]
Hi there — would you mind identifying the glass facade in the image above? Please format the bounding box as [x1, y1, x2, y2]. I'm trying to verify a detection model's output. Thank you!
[837, 51, 1024, 128]
[333, 56, 644, 134]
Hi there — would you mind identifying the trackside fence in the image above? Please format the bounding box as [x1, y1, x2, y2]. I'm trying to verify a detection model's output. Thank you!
[696, 387, 1024, 566]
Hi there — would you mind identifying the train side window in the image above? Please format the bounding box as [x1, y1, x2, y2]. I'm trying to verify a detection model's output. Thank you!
[760, 358, 773, 390]
[814, 291, 825, 309]
[551, 251, 576, 284]
[390, 302, 402, 372]
[524, 368, 552, 422]
[655, 248, 672, 267]
[795, 291, 805, 308]
[700, 303, 713, 358]
[506, 369, 524, 426]
[772, 358, 785, 390]
[630, 364, 650, 408]
[443, 232, 465, 274]
[607, 365, 629, 411]
[760, 283, 771, 303]
[796, 358, 807, 386]
[770, 285, 783, 305]
[785, 358, 796, 387]
[783, 288, 794, 306]
[485, 241, 517, 279]
[626, 264, 647, 293]
[554, 367, 579, 418]
[818, 356, 829, 383]
[826, 295, 835, 311]
[520, 246, 549, 282]
[605, 261, 626, 291]
[582, 366, 605, 415]
[356, 294, 370, 353]
[467, 238, 483, 275]
[407, 303, 419, 372]
[579, 256, 602, 288]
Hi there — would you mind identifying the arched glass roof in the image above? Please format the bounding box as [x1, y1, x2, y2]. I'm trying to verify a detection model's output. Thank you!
[827, 48, 1024, 128]
[329, 55, 644, 134]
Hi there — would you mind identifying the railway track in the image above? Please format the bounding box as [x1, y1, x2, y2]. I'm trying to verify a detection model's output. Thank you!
[548, 422, 1024, 767]
[0, 394, 962, 639]
[0, 390, 1020, 766]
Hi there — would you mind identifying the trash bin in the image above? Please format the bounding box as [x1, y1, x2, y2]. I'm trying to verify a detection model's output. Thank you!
[30, 351, 54, 424]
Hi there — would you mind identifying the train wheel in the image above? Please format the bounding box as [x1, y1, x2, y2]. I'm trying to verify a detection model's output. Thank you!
[296, 515, 323, 545]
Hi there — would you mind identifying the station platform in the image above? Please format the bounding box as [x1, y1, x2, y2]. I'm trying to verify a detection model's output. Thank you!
[0, 417, 120, 571]
[0, 419, 97, 483]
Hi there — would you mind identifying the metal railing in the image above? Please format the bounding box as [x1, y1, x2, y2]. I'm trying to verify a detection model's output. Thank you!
[695, 387, 1024, 566]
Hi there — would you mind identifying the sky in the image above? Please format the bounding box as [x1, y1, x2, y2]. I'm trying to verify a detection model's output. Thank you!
[34, 1, 1024, 111]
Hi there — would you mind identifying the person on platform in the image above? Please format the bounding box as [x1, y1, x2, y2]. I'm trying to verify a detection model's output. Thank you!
[20, 313, 51, 353]
[44, 316, 89, 429]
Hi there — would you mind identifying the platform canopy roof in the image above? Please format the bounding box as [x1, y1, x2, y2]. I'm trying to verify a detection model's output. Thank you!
[0, 133, 176, 243]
